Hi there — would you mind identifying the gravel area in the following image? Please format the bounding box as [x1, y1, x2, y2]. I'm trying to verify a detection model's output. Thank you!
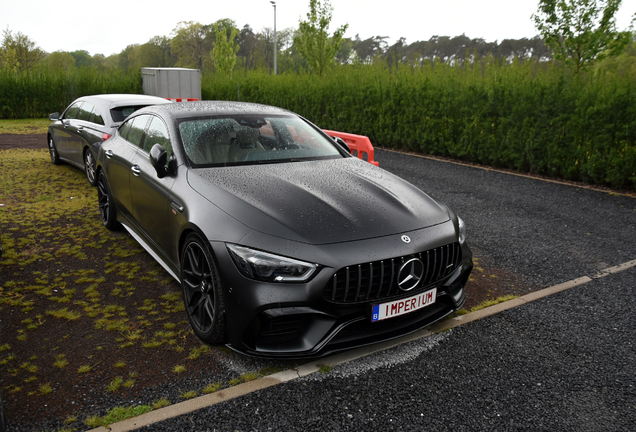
[376, 150, 636, 287]
[3, 146, 635, 431]
[140, 150, 636, 432]
[144, 267, 636, 432]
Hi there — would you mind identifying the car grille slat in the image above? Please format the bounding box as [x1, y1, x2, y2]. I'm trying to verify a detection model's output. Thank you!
[324, 243, 462, 304]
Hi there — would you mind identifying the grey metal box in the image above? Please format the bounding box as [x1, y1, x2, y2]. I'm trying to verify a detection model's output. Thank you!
[141, 67, 202, 100]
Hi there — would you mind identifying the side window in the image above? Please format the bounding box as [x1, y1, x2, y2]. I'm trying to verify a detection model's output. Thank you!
[126, 115, 151, 148]
[78, 102, 95, 121]
[144, 116, 172, 159]
[92, 108, 105, 125]
[64, 102, 82, 120]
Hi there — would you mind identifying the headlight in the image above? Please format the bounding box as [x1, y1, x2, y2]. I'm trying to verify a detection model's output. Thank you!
[226, 244, 318, 283]
[458, 216, 467, 245]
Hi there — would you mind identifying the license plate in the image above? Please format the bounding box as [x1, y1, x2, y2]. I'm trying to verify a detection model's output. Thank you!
[371, 288, 437, 322]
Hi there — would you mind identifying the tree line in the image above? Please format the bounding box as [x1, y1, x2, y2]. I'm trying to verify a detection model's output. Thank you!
[1, 0, 633, 77]
[0, 21, 553, 76]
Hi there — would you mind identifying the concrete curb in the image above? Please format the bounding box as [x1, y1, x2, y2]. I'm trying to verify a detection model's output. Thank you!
[89, 259, 636, 431]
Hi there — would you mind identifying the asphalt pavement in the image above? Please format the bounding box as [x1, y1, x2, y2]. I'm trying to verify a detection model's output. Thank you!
[132, 150, 636, 431]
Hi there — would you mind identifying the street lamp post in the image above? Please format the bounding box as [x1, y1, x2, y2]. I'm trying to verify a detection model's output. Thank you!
[270, 1, 277, 75]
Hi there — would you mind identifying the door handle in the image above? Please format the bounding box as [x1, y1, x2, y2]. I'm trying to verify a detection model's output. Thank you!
[104, 150, 114, 159]
[131, 165, 141, 176]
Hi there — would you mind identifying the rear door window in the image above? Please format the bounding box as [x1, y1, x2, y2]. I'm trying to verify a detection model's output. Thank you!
[77, 102, 95, 122]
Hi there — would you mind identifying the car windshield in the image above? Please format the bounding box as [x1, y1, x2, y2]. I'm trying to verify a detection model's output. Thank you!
[178, 115, 343, 166]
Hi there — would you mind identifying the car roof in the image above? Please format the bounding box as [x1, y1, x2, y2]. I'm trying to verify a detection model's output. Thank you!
[138, 100, 294, 120]
[76, 94, 172, 110]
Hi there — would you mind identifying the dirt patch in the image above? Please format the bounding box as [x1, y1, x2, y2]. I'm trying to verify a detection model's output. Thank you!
[0, 133, 47, 151]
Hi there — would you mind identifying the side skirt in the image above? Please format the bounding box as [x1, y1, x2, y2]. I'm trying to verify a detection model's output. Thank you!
[119, 222, 181, 283]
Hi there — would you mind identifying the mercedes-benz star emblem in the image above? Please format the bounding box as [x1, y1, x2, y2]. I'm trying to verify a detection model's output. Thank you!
[401, 235, 411, 244]
[397, 258, 425, 291]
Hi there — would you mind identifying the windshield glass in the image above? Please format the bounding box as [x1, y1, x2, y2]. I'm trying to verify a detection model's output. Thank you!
[178, 115, 343, 166]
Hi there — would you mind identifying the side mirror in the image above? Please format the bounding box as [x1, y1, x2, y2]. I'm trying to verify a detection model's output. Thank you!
[49, 112, 59, 121]
[149, 144, 169, 178]
[333, 136, 351, 153]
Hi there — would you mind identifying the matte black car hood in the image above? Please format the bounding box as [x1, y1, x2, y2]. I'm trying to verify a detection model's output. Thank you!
[187, 158, 450, 245]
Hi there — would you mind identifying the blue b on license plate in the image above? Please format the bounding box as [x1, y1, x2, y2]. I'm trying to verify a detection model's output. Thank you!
[371, 288, 437, 322]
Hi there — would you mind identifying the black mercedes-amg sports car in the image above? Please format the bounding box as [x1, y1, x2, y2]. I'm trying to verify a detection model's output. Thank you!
[96, 101, 473, 358]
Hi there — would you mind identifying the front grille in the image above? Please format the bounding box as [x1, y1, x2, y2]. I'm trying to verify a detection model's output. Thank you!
[324, 243, 462, 304]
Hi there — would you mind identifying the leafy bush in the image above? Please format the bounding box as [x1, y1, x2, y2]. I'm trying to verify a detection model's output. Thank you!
[204, 58, 636, 190]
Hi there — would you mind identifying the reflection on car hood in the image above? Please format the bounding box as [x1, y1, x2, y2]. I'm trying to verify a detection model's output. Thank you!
[187, 158, 450, 244]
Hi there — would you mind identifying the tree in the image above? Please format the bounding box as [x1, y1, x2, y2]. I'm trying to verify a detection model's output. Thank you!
[46, 51, 76, 72]
[211, 19, 240, 77]
[294, 0, 348, 75]
[70, 50, 93, 68]
[137, 36, 175, 67]
[170, 21, 212, 70]
[532, 0, 634, 73]
[238, 25, 258, 71]
[0, 29, 45, 72]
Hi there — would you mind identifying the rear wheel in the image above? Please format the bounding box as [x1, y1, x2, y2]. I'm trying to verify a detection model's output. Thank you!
[48, 136, 60, 165]
[84, 149, 97, 186]
[180, 233, 226, 344]
[97, 171, 120, 230]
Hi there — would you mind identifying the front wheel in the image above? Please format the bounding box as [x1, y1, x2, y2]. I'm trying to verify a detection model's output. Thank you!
[97, 171, 120, 230]
[48, 136, 60, 165]
[180, 233, 226, 344]
[84, 149, 97, 186]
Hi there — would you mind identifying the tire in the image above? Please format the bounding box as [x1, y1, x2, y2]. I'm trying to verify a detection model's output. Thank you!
[97, 170, 120, 230]
[180, 233, 226, 344]
[48, 135, 61, 165]
[84, 149, 97, 186]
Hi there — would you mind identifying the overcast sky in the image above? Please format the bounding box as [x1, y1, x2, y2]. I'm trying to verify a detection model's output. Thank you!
[2, 0, 634, 57]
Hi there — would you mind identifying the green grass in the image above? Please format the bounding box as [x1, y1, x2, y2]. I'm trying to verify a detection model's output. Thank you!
[45, 308, 82, 321]
[0, 118, 50, 134]
[106, 376, 124, 392]
[203, 382, 223, 394]
[38, 383, 53, 395]
[77, 363, 97, 374]
[151, 398, 170, 409]
[188, 345, 210, 360]
[318, 364, 332, 374]
[53, 354, 69, 369]
[84, 405, 153, 428]
[469, 295, 520, 312]
[181, 390, 198, 399]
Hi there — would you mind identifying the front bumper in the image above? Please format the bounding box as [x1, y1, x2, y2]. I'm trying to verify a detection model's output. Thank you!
[210, 222, 473, 358]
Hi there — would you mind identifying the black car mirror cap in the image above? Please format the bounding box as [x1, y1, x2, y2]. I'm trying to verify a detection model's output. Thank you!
[149, 143, 169, 178]
[49, 112, 59, 121]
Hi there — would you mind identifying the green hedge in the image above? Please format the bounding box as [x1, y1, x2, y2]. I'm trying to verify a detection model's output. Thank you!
[1, 60, 634, 189]
[0, 67, 141, 119]
[204, 60, 636, 190]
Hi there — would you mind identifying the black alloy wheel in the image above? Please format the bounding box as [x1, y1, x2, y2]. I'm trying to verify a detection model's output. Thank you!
[97, 171, 119, 230]
[84, 149, 97, 186]
[48, 136, 60, 165]
[180, 234, 226, 344]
